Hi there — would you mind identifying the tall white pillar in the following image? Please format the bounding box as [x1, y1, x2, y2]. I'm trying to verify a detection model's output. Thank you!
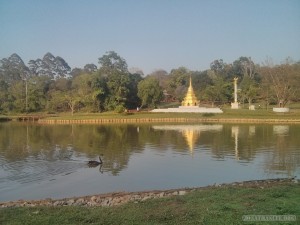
[231, 77, 239, 109]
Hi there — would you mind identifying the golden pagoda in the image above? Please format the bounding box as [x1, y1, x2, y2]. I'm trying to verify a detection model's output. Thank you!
[181, 76, 199, 106]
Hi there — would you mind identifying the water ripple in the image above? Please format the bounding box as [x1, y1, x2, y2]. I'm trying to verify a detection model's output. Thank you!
[0, 157, 84, 186]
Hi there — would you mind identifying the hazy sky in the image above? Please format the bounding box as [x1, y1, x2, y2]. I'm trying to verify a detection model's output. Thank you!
[1, 0, 299, 74]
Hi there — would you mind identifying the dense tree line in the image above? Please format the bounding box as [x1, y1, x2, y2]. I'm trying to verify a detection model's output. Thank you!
[0, 51, 299, 114]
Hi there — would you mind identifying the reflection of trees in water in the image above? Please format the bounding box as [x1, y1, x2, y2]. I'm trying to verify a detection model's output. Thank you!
[263, 125, 300, 176]
[207, 124, 300, 176]
[0, 123, 146, 176]
[144, 126, 187, 153]
[0, 123, 300, 175]
[0, 123, 76, 161]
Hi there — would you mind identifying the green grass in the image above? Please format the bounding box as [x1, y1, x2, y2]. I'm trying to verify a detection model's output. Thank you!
[3, 102, 300, 121]
[1, 184, 299, 225]
[39, 108, 300, 121]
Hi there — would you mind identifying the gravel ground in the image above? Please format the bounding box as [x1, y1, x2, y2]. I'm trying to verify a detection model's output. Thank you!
[0, 178, 298, 208]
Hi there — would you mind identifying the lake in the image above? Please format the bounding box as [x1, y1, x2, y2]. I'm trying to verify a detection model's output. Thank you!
[0, 122, 299, 202]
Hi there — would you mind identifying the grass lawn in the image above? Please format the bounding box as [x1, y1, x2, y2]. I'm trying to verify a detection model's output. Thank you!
[40, 108, 300, 121]
[1, 183, 299, 225]
[3, 102, 300, 121]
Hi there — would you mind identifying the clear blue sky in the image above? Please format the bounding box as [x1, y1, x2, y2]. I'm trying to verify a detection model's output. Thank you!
[0, 0, 299, 74]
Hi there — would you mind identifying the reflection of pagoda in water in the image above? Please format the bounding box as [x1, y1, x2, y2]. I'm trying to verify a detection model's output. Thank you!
[152, 125, 223, 154]
[181, 129, 200, 154]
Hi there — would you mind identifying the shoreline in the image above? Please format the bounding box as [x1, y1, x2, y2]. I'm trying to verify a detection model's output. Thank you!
[37, 118, 300, 124]
[1, 178, 298, 208]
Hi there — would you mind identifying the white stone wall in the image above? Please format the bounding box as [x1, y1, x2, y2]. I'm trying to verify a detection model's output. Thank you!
[151, 106, 223, 113]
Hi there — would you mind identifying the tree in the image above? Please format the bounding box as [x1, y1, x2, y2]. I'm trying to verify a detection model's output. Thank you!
[128, 67, 144, 76]
[0, 54, 32, 112]
[0, 53, 30, 83]
[105, 71, 130, 110]
[71, 73, 105, 112]
[48, 87, 82, 115]
[126, 73, 143, 109]
[25, 76, 52, 112]
[148, 69, 169, 91]
[168, 67, 190, 100]
[70, 68, 84, 78]
[231, 57, 260, 108]
[9, 80, 26, 112]
[84, 64, 97, 73]
[90, 75, 108, 112]
[239, 75, 258, 108]
[65, 90, 82, 116]
[260, 58, 300, 107]
[210, 59, 226, 74]
[97, 51, 133, 110]
[137, 77, 163, 108]
[192, 70, 212, 101]
[0, 80, 11, 112]
[28, 53, 71, 79]
[232, 57, 256, 80]
[98, 51, 128, 75]
[204, 70, 231, 106]
[210, 59, 234, 81]
[51, 78, 71, 92]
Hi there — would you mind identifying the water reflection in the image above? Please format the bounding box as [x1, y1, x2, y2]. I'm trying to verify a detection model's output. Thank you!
[0, 122, 299, 201]
[1, 123, 299, 174]
[273, 125, 289, 136]
[152, 125, 223, 154]
[231, 126, 239, 160]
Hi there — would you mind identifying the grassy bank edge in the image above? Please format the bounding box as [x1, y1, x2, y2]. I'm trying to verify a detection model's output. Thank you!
[3, 107, 300, 123]
[1, 179, 299, 225]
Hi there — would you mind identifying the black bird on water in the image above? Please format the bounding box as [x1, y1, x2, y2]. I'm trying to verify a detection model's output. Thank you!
[88, 156, 103, 167]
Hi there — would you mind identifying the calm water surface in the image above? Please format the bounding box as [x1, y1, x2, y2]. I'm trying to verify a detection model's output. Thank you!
[0, 122, 299, 201]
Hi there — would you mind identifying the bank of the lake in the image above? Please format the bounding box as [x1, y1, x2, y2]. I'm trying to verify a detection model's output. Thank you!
[35, 109, 300, 124]
[39, 117, 300, 124]
[3, 108, 300, 124]
[1, 178, 299, 225]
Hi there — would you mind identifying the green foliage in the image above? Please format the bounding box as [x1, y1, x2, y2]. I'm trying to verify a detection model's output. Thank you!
[98, 51, 128, 75]
[168, 67, 190, 99]
[28, 53, 71, 79]
[9, 81, 26, 112]
[239, 75, 259, 107]
[0, 80, 10, 112]
[115, 104, 126, 113]
[203, 70, 232, 106]
[232, 56, 256, 80]
[1, 52, 300, 114]
[106, 71, 130, 105]
[0, 53, 30, 83]
[137, 77, 163, 108]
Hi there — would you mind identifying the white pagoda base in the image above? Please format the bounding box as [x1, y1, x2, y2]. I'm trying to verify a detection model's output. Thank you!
[231, 102, 239, 109]
[151, 106, 223, 113]
[273, 108, 289, 113]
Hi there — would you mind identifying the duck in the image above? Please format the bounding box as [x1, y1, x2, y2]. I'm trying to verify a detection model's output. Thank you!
[88, 156, 103, 167]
